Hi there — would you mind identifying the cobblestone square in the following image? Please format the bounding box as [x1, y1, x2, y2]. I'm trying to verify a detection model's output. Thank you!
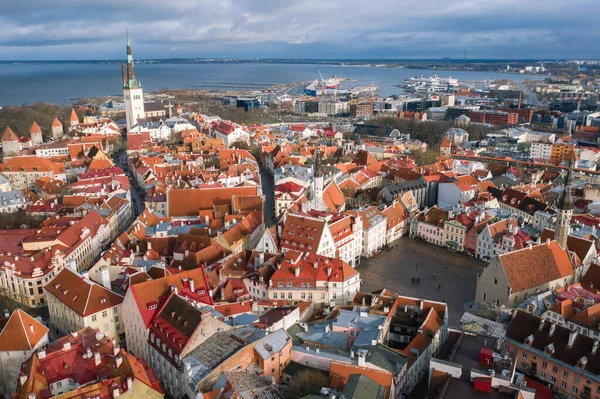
[356, 237, 486, 327]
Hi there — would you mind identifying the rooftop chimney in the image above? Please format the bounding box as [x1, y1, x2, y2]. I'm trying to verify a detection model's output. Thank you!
[593, 340, 600, 355]
[115, 355, 123, 367]
[538, 319, 546, 331]
[94, 352, 101, 366]
[63, 342, 72, 351]
[357, 349, 366, 367]
[568, 331, 577, 348]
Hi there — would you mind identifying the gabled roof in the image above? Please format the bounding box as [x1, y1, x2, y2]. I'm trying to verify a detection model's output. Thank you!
[281, 214, 326, 252]
[541, 228, 595, 262]
[322, 182, 345, 213]
[499, 240, 574, 293]
[129, 267, 213, 328]
[506, 310, 600, 375]
[0, 309, 48, 351]
[548, 298, 576, 320]
[44, 268, 124, 317]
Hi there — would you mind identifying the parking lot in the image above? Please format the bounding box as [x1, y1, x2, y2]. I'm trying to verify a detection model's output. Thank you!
[356, 237, 486, 327]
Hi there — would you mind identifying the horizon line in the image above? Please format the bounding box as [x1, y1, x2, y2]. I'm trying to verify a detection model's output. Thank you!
[0, 57, 597, 63]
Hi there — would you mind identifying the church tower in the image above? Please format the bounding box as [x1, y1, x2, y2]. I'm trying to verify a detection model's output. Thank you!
[440, 136, 451, 158]
[122, 30, 145, 131]
[555, 154, 575, 249]
[312, 148, 324, 209]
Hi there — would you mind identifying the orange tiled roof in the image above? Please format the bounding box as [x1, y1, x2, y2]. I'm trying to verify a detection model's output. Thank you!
[499, 241, 574, 292]
[30, 121, 41, 133]
[0, 309, 48, 351]
[322, 182, 345, 213]
[44, 268, 124, 317]
[2, 126, 19, 142]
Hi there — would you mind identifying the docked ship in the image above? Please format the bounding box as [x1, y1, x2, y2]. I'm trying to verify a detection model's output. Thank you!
[398, 75, 459, 93]
[319, 71, 340, 89]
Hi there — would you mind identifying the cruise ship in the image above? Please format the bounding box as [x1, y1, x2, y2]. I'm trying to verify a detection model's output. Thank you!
[398, 75, 459, 93]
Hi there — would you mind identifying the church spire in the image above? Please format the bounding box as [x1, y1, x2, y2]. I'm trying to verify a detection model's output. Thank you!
[555, 153, 576, 250]
[557, 155, 575, 211]
[124, 29, 140, 89]
[314, 148, 323, 178]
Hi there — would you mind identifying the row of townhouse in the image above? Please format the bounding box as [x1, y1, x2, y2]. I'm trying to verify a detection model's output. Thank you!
[0, 211, 114, 308]
[266, 251, 361, 305]
[279, 196, 415, 267]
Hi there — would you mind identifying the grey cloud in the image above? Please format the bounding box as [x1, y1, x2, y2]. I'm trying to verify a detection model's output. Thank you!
[0, 0, 598, 60]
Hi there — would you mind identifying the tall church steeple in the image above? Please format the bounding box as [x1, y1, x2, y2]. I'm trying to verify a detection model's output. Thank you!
[312, 148, 325, 210]
[122, 30, 145, 131]
[555, 154, 575, 249]
[124, 29, 140, 89]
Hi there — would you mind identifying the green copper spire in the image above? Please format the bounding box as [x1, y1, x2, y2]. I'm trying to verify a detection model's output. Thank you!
[124, 29, 140, 89]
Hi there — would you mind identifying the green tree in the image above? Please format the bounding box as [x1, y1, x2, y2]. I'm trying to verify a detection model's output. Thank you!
[284, 369, 329, 399]
[517, 142, 531, 152]
[412, 149, 439, 166]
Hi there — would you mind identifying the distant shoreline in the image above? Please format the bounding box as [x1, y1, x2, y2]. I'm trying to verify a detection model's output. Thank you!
[0, 58, 591, 65]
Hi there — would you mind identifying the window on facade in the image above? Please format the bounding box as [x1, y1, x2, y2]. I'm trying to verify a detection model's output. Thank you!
[542, 361, 547, 369]
[561, 381, 567, 389]
[92, 315, 97, 322]
[553, 366, 558, 373]
[102, 311, 108, 318]
[564, 371, 569, 378]
[551, 376, 556, 383]
[522, 353, 527, 359]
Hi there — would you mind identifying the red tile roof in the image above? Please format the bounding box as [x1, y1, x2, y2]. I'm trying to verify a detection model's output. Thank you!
[0, 309, 48, 351]
[167, 186, 257, 217]
[30, 121, 42, 134]
[281, 214, 326, 253]
[52, 117, 62, 127]
[44, 268, 124, 317]
[2, 126, 19, 142]
[499, 240, 575, 292]
[16, 326, 163, 398]
[270, 252, 358, 287]
[129, 267, 213, 328]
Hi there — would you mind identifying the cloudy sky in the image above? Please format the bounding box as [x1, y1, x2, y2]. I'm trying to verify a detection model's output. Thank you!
[1, 0, 598, 60]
